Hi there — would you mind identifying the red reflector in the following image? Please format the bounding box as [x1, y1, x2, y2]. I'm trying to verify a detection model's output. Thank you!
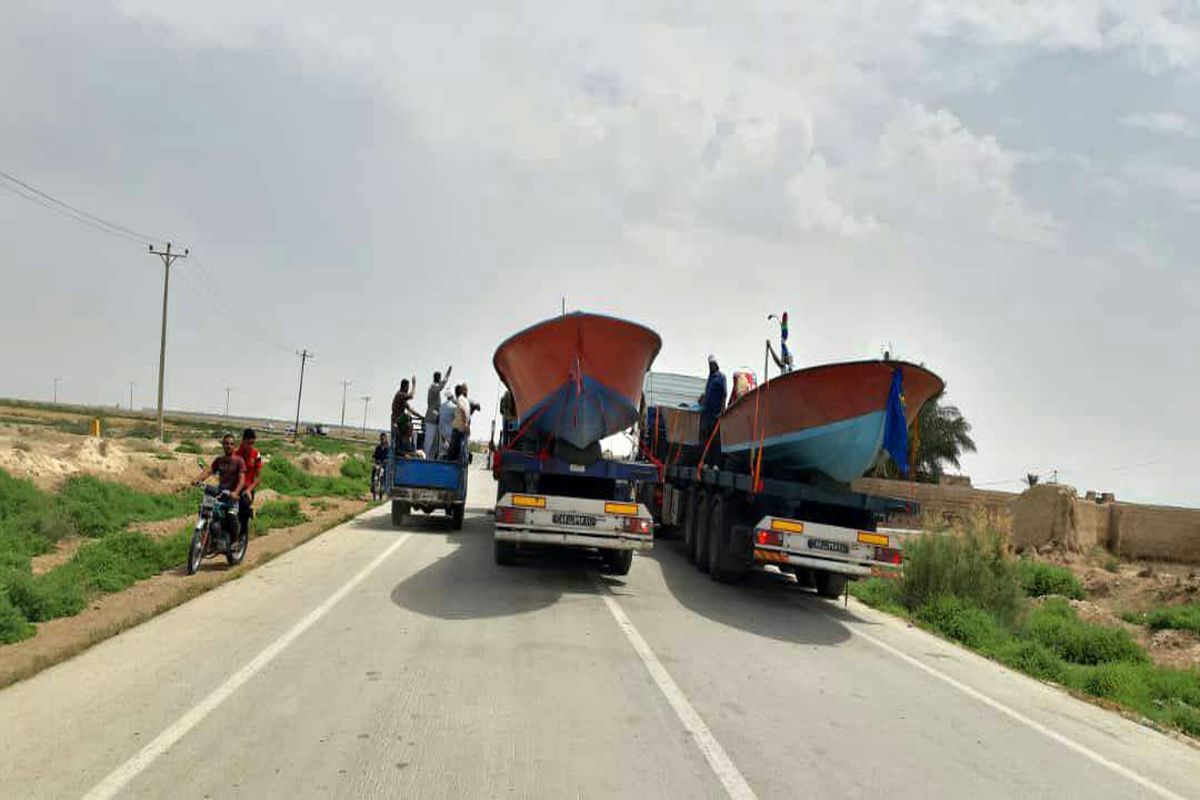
[755, 529, 783, 547]
[496, 507, 525, 525]
[623, 517, 652, 535]
[875, 546, 902, 565]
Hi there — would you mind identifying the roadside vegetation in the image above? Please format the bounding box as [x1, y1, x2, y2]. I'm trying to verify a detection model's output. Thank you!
[850, 525, 1200, 737]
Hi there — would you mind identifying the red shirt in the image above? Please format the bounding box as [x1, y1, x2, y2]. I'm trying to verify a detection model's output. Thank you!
[236, 443, 263, 491]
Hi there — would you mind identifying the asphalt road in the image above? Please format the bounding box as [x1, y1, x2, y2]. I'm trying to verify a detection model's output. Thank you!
[2, 467, 1198, 799]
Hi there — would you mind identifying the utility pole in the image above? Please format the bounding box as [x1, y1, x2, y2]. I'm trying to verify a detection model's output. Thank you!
[224, 387, 233, 420]
[339, 379, 353, 429]
[293, 349, 313, 439]
[128, 381, 135, 412]
[53, 377, 59, 404]
[148, 242, 188, 441]
[361, 395, 371, 434]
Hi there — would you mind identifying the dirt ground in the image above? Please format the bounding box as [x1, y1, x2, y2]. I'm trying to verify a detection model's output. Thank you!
[1035, 547, 1200, 671]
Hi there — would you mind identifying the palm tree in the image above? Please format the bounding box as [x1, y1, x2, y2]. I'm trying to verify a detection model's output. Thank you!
[869, 391, 976, 482]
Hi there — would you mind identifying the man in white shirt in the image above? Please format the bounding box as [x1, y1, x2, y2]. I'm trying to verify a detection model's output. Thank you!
[447, 383, 480, 462]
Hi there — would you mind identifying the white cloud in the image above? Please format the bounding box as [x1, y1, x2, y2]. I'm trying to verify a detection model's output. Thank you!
[1126, 160, 1200, 211]
[786, 156, 881, 237]
[877, 102, 1061, 246]
[1121, 111, 1197, 137]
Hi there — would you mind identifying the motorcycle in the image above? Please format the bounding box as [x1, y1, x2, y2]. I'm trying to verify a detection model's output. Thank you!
[187, 483, 248, 574]
[371, 460, 387, 501]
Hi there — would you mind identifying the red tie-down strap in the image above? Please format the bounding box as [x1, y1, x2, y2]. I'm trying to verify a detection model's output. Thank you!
[491, 401, 553, 475]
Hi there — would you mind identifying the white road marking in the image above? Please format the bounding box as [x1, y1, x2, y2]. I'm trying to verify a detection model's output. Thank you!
[83, 532, 412, 800]
[594, 577, 757, 800]
[845, 621, 1186, 800]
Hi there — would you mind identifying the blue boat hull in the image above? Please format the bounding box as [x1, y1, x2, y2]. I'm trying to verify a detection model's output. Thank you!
[525, 375, 638, 450]
[722, 410, 886, 483]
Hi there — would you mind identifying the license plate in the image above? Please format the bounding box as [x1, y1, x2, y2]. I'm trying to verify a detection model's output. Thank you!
[552, 513, 597, 527]
[806, 538, 850, 555]
[412, 489, 442, 503]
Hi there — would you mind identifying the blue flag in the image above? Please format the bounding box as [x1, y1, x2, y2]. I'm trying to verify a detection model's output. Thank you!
[883, 368, 909, 477]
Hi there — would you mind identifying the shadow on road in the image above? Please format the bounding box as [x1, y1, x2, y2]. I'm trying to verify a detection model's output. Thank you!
[389, 514, 605, 621]
[632, 539, 854, 646]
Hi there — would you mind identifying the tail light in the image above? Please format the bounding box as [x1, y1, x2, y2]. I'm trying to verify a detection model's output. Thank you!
[623, 517, 652, 535]
[874, 546, 903, 565]
[755, 529, 783, 547]
[495, 506, 526, 525]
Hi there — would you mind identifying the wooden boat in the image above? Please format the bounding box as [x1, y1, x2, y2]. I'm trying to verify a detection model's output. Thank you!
[493, 312, 662, 449]
[718, 360, 944, 482]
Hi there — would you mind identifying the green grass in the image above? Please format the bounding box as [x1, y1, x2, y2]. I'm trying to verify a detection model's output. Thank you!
[1022, 598, 1147, 665]
[1017, 560, 1085, 599]
[0, 591, 34, 644]
[339, 456, 370, 480]
[255, 500, 307, 534]
[1124, 602, 1200, 636]
[175, 441, 202, 455]
[58, 476, 195, 537]
[899, 526, 1023, 624]
[258, 458, 363, 498]
[848, 524, 1200, 739]
[296, 435, 372, 457]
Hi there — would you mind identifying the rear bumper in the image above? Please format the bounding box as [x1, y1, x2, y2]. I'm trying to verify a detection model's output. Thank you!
[391, 487, 461, 505]
[754, 548, 872, 577]
[495, 526, 652, 551]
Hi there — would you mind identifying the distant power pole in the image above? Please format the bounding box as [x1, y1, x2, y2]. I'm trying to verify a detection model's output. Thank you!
[293, 349, 313, 439]
[128, 381, 135, 412]
[53, 377, 59, 404]
[148, 242, 188, 441]
[361, 395, 371, 434]
[224, 386, 233, 420]
[340, 379, 353, 429]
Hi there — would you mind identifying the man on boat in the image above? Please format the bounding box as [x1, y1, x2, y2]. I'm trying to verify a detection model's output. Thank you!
[423, 365, 452, 457]
[699, 354, 727, 466]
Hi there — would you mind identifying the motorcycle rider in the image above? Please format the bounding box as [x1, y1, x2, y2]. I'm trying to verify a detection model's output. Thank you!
[371, 432, 389, 495]
[193, 433, 246, 545]
[234, 428, 262, 536]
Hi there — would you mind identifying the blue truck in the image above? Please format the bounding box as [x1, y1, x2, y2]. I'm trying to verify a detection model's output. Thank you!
[389, 421, 469, 529]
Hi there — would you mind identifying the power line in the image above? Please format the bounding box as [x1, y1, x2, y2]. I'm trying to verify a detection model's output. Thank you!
[0, 168, 160, 245]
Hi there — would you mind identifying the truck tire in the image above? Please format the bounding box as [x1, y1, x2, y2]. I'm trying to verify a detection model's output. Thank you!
[602, 548, 634, 576]
[693, 491, 712, 573]
[814, 571, 848, 599]
[707, 495, 746, 583]
[450, 505, 465, 530]
[391, 500, 409, 527]
[495, 540, 518, 566]
[683, 487, 701, 563]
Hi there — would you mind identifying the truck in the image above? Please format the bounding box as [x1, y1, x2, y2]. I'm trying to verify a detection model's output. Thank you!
[492, 445, 658, 575]
[637, 371, 911, 596]
[390, 419, 469, 529]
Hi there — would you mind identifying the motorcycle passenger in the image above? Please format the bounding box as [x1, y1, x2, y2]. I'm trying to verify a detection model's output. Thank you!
[193, 433, 246, 544]
[235, 428, 262, 536]
[372, 432, 389, 465]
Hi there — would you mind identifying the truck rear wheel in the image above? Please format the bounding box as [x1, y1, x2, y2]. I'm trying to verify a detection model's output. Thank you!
[495, 540, 517, 566]
[693, 491, 712, 573]
[814, 571, 847, 599]
[602, 548, 633, 576]
[391, 501, 409, 527]
[707, 494, 746, 583]
[450, 505, 465, 530]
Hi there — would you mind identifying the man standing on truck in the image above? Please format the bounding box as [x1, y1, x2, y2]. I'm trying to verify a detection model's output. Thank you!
[699, 354, 727, 466]
[447, 383, 481, 462]
[391, 376, 419, 453]
[423, 365, 452, 457]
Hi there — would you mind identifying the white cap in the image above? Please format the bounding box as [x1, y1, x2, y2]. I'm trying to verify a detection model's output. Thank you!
[707, 353, 717, 364]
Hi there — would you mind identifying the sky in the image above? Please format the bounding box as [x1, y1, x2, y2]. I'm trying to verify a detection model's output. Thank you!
[1, 2, 1197, 505]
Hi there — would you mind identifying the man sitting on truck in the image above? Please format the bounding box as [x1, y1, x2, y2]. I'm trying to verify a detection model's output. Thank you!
[699, 354, 727, 466]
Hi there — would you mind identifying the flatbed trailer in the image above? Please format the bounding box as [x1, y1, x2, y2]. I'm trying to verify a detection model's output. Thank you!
[493, 450, 658, 575]
[657, 463, 912, 595]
